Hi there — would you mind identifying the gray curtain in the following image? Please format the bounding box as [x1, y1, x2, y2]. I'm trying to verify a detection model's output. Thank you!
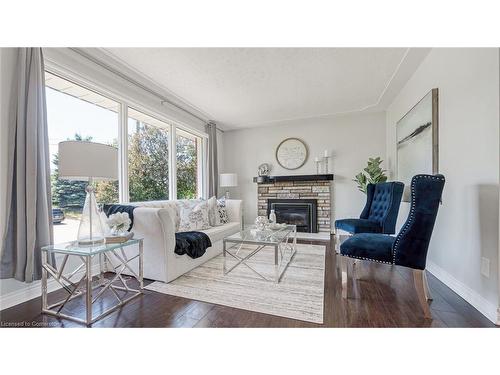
[205, 121, 219, 198]
[1, 48, 53, 282]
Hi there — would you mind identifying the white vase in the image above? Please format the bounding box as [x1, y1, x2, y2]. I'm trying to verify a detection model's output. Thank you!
[269, 209, 276, 224]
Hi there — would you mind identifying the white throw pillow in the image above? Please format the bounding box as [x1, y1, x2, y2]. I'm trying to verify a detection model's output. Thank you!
[207, 196, 217, 226]
[178, 200, 211, 232]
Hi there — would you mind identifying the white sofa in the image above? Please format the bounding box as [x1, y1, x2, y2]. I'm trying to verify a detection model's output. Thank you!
[121, 199, 242, 283]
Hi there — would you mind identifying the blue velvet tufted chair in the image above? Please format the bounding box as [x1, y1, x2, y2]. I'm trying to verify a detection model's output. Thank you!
[335, 181, 404, 235]
[339, 174, 445, 319]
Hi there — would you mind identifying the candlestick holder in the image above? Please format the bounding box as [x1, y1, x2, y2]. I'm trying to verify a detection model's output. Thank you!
[315, 159, 321, 174]
[323, 156, 330, 174]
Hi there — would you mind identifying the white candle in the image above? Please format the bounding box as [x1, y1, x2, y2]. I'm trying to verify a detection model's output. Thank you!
[323, 150, 329, 157]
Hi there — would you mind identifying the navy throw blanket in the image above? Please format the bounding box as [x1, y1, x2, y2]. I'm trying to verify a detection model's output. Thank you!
[103, 204, 136, 232]
[175, 231, 212, 259]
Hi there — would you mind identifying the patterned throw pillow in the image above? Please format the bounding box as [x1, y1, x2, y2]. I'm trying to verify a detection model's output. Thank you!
[178, 200, 211, 232]
[175, 199, 202, 231]
[217, 198, 229, 225]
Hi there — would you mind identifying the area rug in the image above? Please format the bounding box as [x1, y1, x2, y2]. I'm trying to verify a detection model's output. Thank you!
[145, 243, 326, 323]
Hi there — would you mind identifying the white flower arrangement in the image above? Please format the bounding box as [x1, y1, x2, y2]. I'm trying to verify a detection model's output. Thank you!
[106, 212, 131, 235]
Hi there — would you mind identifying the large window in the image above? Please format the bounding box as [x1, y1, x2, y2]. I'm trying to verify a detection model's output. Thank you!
[44, 69, 208, 241]
[176, 129, 202, 199]
[45, 72, 120, 243]
[128, 108, 170, 202]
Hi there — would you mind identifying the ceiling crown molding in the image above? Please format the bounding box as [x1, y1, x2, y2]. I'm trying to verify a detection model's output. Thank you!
[76, 48, 431, 130]
[75, 48, 213, 123]
[374, 48, 432, 111]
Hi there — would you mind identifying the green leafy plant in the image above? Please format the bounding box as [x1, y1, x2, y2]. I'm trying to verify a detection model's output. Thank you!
[353, 157, 387, 194]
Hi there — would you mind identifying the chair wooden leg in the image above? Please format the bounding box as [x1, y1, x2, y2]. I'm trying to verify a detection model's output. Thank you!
[334, 233, 341, 254]
[413, 269, 432, 319]
[352, 259, 359, 279]
[423, 271, 433, 301]
[340, 255, 348, 299]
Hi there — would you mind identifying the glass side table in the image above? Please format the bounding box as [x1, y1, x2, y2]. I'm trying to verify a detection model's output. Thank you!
[41, 238, 143, 326]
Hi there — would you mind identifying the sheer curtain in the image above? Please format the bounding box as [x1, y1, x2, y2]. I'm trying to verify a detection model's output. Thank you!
[1, 48, 53, 282]
[205, 121, 219, 198]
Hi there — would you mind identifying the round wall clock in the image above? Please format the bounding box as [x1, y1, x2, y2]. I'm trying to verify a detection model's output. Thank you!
[275, 138, 308, 170]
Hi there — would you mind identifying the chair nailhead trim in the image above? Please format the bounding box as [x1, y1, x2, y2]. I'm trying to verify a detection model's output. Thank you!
[343, 254, 392, 265]
[392, 174, 445, 264]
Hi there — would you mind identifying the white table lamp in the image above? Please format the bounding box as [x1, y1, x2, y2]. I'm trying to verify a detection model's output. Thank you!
[58, 141, 118, 245]
[219, 173, 238, 199]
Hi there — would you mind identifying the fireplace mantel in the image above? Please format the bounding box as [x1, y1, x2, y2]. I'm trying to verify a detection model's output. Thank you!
[253, 174, 334, 184]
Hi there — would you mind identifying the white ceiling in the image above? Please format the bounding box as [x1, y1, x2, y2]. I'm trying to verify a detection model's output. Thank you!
[102, 48, 427, 130]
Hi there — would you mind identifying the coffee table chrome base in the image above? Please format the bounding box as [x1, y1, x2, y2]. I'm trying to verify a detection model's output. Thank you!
[41, 240, 143, 326]
[223, 228, 297, 283]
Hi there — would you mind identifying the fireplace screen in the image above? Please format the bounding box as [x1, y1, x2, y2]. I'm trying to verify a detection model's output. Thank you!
[267, 199, 318, 233]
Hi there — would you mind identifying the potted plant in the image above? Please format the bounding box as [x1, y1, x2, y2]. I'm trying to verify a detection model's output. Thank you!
[353, 157, 387, 194]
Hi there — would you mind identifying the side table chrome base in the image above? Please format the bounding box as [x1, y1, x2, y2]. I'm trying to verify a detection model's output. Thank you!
[41, 240, 143, 326]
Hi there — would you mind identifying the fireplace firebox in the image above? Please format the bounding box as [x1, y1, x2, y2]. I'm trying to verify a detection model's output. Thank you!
[267, 199, 318, 233]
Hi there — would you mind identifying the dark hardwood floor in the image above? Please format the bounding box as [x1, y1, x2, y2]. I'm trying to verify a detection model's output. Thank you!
[0, 238, 495, 328]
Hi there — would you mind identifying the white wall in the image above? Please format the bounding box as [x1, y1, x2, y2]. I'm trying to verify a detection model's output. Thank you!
[386, 48, 500, 323]
[222, 112, 387, 227]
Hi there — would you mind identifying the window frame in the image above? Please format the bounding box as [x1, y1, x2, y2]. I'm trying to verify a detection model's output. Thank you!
[44, 67, 208, 205]
[126, 106, 173, 203]
[176, 127, 204, 199]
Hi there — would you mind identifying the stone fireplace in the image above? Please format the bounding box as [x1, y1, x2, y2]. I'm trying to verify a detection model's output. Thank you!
[254, 174, 333, 233]
[267, 199, 317, 232]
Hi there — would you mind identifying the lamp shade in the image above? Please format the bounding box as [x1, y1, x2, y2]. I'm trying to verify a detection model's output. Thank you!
[58, 141, 118, 181]
[219, 173, 238, 187]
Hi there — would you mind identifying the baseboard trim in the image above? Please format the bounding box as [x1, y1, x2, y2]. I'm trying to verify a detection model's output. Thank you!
[426, 261, 499, 325]
[0, 263, 101, 311]
[295, 232, 331, 241]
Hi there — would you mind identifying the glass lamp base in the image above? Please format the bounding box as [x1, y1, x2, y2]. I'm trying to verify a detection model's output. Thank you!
[77, 184, 105, 246]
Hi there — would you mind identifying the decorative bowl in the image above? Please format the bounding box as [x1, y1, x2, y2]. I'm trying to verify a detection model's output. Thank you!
[254, 216, 269, 231]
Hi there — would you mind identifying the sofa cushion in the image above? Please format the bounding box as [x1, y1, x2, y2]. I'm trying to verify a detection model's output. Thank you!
[340, 233, 395, 264]
[131, 200, 180, 230]
[131, 200, 176, 209]
[201, 222, 241, 243]
[207, 196, 217, 226]
[335, 218, 382, 234]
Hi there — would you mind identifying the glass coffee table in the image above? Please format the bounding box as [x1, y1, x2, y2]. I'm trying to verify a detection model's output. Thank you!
[223, 224, 297, 283]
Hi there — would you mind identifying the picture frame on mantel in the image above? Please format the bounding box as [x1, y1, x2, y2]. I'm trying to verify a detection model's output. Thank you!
[396, 88, 439, 201]
[275, 137, 308, 170]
